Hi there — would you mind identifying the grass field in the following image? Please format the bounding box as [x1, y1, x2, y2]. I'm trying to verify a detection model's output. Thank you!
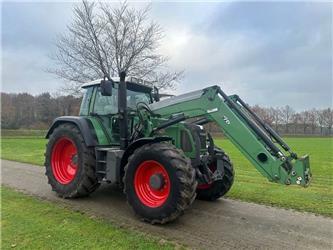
[1, 129, 46, 138]
[1, 134, 332, 217]
[215, 137, 333, 217]
[1, 186, 177, 249]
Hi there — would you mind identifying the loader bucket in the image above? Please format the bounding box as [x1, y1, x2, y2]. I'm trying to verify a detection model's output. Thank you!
[289, 155, 311, 187]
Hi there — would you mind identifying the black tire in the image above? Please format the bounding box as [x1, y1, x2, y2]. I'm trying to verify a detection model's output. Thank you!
[124, 142, 197, 224]
[196, 151, 234, 201]
[45, 123, 100, 198]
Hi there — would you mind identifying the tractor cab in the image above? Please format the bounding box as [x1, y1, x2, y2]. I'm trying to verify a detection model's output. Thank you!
[79, 76, 155, 145]
[80, 77, 154, 115]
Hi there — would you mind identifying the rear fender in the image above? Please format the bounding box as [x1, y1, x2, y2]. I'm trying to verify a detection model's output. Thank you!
[46, 116, 98, 147]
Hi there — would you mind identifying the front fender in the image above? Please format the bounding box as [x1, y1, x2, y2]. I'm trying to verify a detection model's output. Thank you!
[120, 136, 172, 168]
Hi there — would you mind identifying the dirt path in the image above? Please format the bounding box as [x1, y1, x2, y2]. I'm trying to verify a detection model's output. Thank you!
[1, 160, 332, 249]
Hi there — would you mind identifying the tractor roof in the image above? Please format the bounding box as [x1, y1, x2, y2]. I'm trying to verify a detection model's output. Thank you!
[81, 76, 153, 92]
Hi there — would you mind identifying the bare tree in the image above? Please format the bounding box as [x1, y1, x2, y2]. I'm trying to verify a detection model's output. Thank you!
[268, 107, 282, 132]
[252, 105, 273, 126]
[56, 95, 81, 116]
[291, 113, 301, 134]
[281, 105, 294, 134]
[323, 108, 333, 135]
[48, 1, 182, 95]
[299, 111, 311, 134]
[317, 109, 326, 135]
[308, 109, 318, 134]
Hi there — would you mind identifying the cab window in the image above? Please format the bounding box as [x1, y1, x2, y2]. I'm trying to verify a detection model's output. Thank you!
[93, 87, 118, 115]
[79, 87, 93, 116]
[127, 90, 151, 109]
[92, 84, 151, 115]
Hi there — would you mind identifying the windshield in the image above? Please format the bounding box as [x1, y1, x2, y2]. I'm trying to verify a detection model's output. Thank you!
[93, 86, 151, 115]
[127, 89, 151, 109]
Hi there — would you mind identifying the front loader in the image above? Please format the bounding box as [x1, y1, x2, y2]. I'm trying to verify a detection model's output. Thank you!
[45, 73, 311, 224]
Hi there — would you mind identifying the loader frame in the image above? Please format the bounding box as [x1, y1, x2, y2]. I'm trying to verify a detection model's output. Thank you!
[149, 85, 311, 187]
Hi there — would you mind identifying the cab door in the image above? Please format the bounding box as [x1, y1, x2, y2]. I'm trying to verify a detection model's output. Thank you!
[90, 86, 120, 145]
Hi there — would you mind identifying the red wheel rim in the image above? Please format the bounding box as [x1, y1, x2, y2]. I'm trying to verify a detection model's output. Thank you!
[134, 160, 171, 208]
[51, 137, 78, 185]
[197, 183, 213, 190]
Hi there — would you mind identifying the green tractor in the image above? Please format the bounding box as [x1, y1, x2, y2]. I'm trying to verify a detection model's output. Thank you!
[45, 72, 311, 224]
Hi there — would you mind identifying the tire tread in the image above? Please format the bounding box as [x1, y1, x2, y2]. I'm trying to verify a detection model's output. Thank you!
[45, 123, 100, 198]
[123, 142, 197, 224]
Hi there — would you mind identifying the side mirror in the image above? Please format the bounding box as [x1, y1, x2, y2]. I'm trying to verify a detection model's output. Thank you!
[153, 86, 160, 102]
[100, 80, 113, 96]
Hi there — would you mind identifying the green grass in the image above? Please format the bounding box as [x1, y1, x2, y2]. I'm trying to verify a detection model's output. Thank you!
[215, 137, 333, 217]
[1, 138, 46, 165]
[1, 186, 177, 249]
[1, 129, 46, 138]
[1, 135, 332, 217]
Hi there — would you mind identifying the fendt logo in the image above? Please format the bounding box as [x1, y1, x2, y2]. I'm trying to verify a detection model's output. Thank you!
[223, 116, 231, 125]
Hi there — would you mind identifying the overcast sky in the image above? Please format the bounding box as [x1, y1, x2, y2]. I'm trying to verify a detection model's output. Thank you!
[1, 1, 332, 110]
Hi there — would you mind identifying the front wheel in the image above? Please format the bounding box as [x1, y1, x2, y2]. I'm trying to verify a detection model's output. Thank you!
[124, 142, 197, 224]
[196, 151, 234, 201]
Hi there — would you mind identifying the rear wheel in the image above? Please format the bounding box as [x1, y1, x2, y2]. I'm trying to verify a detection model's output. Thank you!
[124, 142, 197, 224]
[196, 151, 234, 201]
[45, 123, 100, 198]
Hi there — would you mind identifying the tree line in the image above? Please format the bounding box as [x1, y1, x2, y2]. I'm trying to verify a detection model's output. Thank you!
[207, 105, 332, 136]
[251, 105, 332, 136]
[1, 92, 81, 129]
[1, 92, 332, 136]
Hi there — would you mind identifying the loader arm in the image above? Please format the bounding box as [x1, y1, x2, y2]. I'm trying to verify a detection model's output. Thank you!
[149, 85, 311, 187]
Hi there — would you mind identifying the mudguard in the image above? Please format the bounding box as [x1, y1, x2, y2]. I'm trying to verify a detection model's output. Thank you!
[120, 136, 172, 168]
[45, 116, 98, 146]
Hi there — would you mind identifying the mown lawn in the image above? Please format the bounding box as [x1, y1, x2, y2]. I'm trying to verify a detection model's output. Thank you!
[1, 137, 46, 165]
[1, 129, 46, 138]
[215, 137, 333, 217]
[1, 186, 177, 250]
[1, 136, 332, 217]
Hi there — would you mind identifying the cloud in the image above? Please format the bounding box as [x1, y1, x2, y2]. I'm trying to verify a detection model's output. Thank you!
[1, 2, 332, 110]
[2, 47, 67, 93]
[159, 2, 332, 110]
[1, 2, 73, 94]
